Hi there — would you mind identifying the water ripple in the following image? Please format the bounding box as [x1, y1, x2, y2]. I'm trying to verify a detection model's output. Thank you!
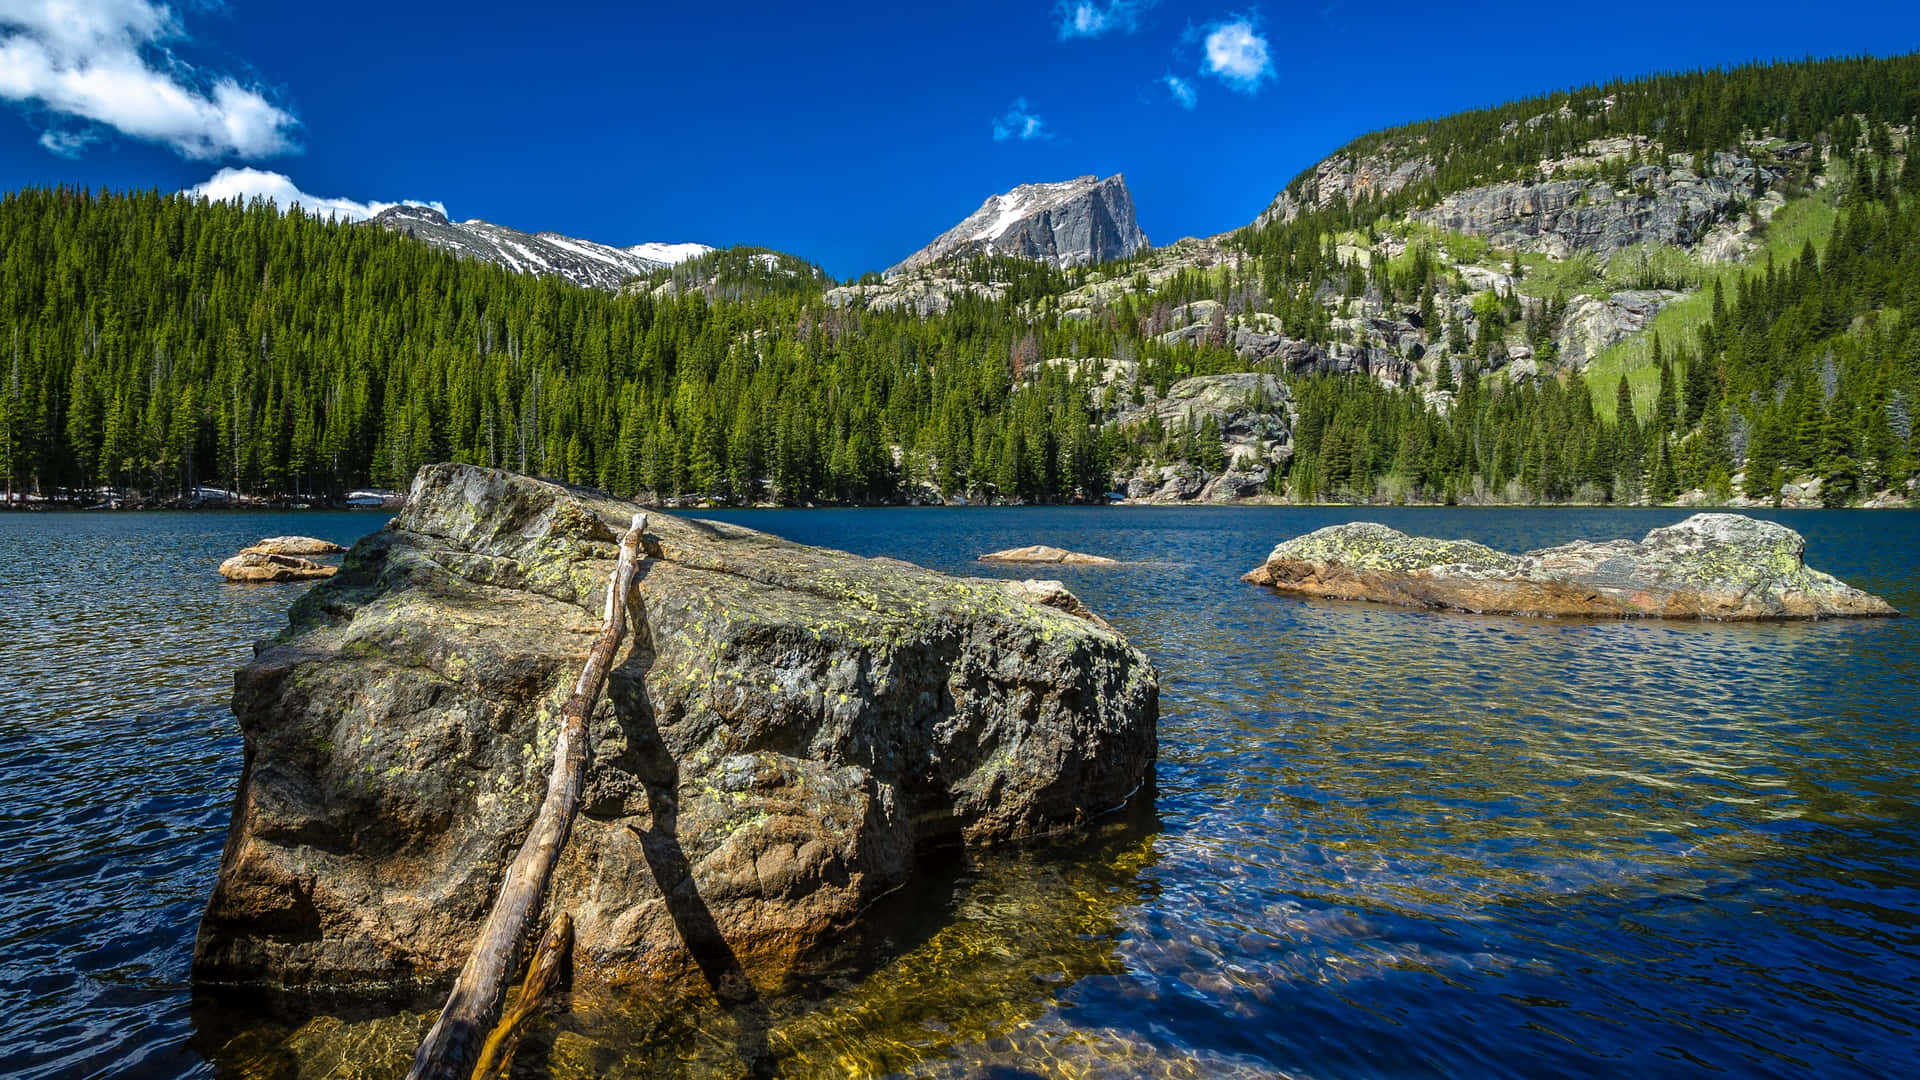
[3, 506, 1918, 1077]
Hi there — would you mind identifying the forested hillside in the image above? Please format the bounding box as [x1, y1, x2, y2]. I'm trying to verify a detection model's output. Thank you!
[0, 189, 1248, 504]
[1256, 53, 1920, 225]
[2, 54, 1917, 507]
[1220, 51, 1920, 506]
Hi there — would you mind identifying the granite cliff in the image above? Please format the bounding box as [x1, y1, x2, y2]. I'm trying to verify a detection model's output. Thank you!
[887, 175, 1147, 277]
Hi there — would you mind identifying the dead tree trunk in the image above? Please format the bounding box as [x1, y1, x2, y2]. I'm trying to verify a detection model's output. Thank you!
[408, 512, 649, 1080]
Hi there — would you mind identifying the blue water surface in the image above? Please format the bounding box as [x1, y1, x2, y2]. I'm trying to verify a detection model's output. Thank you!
[1, 506, 1917, 1078]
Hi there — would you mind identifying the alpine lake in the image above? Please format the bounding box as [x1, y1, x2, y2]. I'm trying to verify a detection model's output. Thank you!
[3, 505, 1917, 1079]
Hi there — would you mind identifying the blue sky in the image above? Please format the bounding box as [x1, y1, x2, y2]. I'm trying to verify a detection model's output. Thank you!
[3, 2, 1919, 279]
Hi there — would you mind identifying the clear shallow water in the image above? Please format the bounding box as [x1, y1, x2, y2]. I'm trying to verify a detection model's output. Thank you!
[3, 507, 1918, 1078]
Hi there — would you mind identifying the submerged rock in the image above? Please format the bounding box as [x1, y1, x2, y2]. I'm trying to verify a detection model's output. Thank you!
[217, 551, 339, 583]
[978, 545, 1117, 565]
[1242, 514, 1897, 620]
[242, 536, 347, 556]
[194, 464, 1157, 992]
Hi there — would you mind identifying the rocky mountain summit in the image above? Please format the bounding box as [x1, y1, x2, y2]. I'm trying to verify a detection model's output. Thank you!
[1244, 514, 1897, 619]
[367, 205, 711, 291]
[888, 175, 1147, 276]
[194, 465, 1157, 992]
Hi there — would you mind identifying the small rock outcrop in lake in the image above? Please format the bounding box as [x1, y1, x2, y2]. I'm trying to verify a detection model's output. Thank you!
[1243, 514, 1897, 619]
[979, 545, 1117, 565]
[241, 536, 346, 556]
[217, 552, 339, 583]
[194, 464, 1157, 992]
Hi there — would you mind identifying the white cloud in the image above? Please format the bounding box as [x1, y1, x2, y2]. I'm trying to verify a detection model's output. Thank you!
[187, 168, 446, 222]
[992, 98, 1051, 142]
[1163, 73, 1196, 110]
[1201, 16, 1274, 93]
[0, 0, 298, 159]
[38, 127, 96, 157]
[1056, 0, 1151, 39]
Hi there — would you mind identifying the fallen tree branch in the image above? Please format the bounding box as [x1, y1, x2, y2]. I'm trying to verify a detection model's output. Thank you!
[471, 913, 574, 1080]
[409, 512, 649, 1080]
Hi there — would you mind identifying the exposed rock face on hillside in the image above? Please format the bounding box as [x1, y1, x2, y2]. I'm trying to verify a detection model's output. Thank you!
[1154, 306, 1412, 383]
[889, 175, 1147, 276]
[1187, 136, 1833, 399]
[194, 465, 1157, 991]
[1257, 146, 1434, 226]
[1243, 514, 1897, 619]
[367, 205, 711, 291]
[1555, 290, 1683, 367]
[824, 275, 1005, 316]
[1110, 373, 1296, 502]
[1408, 157, 1781, 261]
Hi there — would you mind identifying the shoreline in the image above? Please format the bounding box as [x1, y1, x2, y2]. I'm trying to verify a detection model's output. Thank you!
[6, 498, 1916, 513]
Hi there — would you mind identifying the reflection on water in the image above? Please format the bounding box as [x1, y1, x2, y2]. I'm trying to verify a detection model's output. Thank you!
[185, 817, 1162, 1080]
[3, 507, 1918, 1078]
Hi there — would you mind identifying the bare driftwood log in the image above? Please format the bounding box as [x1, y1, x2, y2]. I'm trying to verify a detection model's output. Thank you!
[408, 512, 649, 1080]
[471, 913, 574, 1080]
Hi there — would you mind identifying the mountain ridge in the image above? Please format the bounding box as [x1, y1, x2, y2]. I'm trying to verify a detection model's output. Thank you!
[365, 204, 712, 291]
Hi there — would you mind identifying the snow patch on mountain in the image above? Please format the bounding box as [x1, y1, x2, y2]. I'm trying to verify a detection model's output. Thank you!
[891, 174, 1147, 276]
[365, 205, 713, 291]
[972, 193, 1031, 242]
[629, 242, 713, 264]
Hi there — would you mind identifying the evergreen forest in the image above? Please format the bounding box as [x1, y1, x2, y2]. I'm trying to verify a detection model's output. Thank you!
[1, 53, 1917, 508]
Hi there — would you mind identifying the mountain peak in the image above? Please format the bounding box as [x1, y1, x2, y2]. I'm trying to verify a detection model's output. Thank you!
[888, 173, 1147, 276]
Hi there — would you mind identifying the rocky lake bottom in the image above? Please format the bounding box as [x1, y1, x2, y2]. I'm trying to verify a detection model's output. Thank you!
[2, 506, 1917, 1078]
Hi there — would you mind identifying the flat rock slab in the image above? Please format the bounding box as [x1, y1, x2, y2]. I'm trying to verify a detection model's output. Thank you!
[218, 551, 339, 583]
[242, 536, 347, 556]
[979, 545, 1117, 565]
[194, 465, 1157, 994]
[1243, 514, 1896, 620]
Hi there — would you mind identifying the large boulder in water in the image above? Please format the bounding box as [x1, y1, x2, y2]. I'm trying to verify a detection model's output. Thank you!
[1242, 514, 1897, 619]
[193, 464, 1157, 992]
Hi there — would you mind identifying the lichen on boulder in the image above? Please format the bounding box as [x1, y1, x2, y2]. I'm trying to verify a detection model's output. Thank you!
[1243, 514, 1897, 620]
[193, 464, 1157, 994]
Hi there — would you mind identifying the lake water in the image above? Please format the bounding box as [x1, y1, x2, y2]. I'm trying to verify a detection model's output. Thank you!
[2, 506, 1917, 1078]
